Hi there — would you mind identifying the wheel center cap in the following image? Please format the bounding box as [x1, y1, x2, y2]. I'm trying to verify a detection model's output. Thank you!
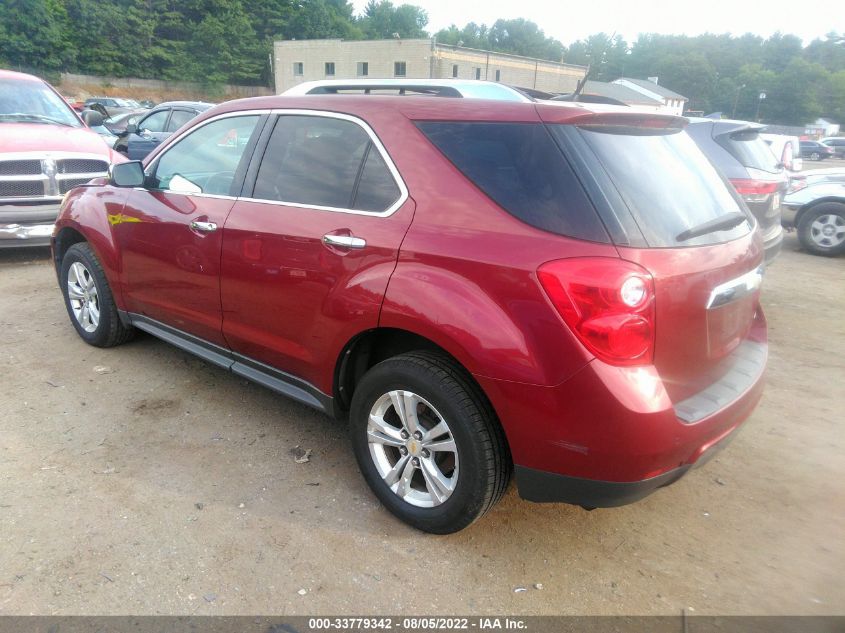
[823, 225, 835, 236]
[407, 439, 421, 456]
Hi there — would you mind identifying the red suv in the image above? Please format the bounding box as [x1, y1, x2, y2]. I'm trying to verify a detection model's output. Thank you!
[52, 96, 767, 533]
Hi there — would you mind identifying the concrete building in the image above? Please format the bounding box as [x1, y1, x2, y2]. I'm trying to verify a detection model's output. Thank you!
[273, 38, 587, 95]
[612, 77, 688, 116]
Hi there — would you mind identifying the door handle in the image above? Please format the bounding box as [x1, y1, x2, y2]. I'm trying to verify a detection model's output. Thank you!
[190, 220, 218, 233]
[322, 234, 366, 249]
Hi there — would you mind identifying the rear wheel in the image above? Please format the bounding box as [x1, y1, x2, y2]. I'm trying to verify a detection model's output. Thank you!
[349, 351, 510, 533]
[60, 243, 135, 346]
[797, 202, 845, 257]
[810, 151, 820, 161]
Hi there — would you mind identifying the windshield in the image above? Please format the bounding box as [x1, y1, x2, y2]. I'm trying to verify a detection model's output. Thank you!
[0, 78, 81, 127]
[553, 124, 752, 248]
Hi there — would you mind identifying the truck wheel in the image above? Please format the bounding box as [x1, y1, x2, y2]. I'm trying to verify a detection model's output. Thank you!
[349, 351, 510, 533]
[797, 202, 845, 256]
[60, 243, 135, 346]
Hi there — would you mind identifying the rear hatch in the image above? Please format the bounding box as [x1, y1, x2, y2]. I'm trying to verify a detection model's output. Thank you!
[541, 110, 765, 402]
[713, 124, 787, 242]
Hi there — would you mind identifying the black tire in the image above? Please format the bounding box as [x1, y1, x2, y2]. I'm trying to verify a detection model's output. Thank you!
[60, 242, 135, 346]
[349, 351, 510, 534]
[810, 151, 820, 161]
[797, 202, 845, 257]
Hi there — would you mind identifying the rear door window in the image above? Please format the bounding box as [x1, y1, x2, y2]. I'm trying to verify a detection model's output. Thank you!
[139, 110, 169, 133]
[167, 109, 195, 132]
[416, 122, 609, 243]
[252, 114, 400, 213]
[716, 129, 781, 173]
[552, 124, 751, 248]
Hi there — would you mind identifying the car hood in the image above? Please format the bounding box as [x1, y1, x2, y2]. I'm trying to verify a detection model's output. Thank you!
[1, 122, 114, 158]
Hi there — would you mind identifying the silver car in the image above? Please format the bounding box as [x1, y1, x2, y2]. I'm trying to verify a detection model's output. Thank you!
[783, 169, 845, 256]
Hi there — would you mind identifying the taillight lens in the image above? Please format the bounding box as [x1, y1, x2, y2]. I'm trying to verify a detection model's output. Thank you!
[537, 258, 655, 366]
[729, 179, 780, 196]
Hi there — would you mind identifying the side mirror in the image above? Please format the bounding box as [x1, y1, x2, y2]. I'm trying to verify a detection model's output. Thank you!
[110, 161, 145, 187]
[126, 123, 138, 135]
[81, 109, 105, 127]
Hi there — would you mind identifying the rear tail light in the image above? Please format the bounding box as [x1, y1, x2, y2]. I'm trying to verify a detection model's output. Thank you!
[537, 258, 655, 366]
[729, 179, 780, 196]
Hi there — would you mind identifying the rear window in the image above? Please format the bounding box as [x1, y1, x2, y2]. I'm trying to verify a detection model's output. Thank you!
[416, 122, 609, 243]
[552, 124, 751, 248]
[717, 129, 781, 173]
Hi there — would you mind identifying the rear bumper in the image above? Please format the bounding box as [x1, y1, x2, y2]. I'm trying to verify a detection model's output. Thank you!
[478, 312, 767, 507]
[760, 223, 784, 264]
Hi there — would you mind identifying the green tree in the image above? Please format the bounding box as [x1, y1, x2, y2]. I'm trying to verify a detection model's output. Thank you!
[0, 0, 73, 71]
[359, 0, 427, 39]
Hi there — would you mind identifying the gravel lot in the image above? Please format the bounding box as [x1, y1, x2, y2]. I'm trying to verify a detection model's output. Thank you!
[0, 232, 843, 616]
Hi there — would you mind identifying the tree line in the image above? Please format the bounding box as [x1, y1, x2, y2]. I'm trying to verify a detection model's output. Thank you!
[1, 0, 843, 125]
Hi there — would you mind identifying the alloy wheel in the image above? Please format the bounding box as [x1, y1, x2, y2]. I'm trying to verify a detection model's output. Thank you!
[809, 214, 845, 249]
[67, 262, 100, 333]
[367, 390, 459, 508]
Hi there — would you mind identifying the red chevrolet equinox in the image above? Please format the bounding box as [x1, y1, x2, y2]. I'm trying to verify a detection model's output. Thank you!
[52, 95, 767, 533]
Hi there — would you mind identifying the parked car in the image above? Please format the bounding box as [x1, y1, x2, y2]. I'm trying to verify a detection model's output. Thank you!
[782, 168, 845, 256]
[820, 137, 845, 158]
[686, 119, 787, 264]
[82, 97, 136, 117]
[103, 110, 145, 134]
[113, 101, 214, 160]
[800, 140, 836, 161]
[760, 132, 803, 173]
[0, 69, 123, 247]
[53, 95, 768, 533]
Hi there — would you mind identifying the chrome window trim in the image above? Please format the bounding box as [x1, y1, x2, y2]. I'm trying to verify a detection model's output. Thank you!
[240, 108, 409, 218]
[142, 108, 409, 217]
[706, 266, 764, 310]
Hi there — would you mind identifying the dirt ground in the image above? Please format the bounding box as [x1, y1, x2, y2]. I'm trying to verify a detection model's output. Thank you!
[0, 232, 842, 616]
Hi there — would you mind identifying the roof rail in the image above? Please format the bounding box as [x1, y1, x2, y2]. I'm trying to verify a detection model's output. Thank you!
[305, 84, 463, 98]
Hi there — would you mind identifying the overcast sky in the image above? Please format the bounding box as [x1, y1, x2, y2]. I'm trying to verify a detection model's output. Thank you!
[353, 0, 839, 46]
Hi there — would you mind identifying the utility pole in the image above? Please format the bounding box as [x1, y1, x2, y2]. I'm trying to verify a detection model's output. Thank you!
[755, 91, 766, 122]
[731, 83, 745, 119]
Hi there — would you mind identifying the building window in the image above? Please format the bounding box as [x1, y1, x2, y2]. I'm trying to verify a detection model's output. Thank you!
[357, 62, 369, 76]
[325, 62, 335, 76]
[452, 64, 458, 78]
[474, 67, 481, 80]
[394, 61, 406, 77]
[293, 62, 303, 76]
[495, 69, 500, 82]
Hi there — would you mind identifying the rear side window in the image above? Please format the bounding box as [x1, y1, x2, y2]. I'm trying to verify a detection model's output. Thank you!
[555, 124, 750, 248]
[252, 115, 400, 212]
[139, 110, 169, 133]
[416, 122, 609, 243]
[716, 129, 780, 173]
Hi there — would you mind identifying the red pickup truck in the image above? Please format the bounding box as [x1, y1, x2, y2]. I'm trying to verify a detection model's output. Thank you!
[0, 69, 123, 247]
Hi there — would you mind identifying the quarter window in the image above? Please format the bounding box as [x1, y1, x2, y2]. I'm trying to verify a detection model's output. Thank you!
[394, 61, 406, 77]
[150, 115, 260, 196]
[252, 115, 400, 213]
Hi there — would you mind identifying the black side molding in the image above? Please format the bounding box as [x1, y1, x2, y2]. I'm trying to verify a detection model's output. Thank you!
[123, 312, 335, 416]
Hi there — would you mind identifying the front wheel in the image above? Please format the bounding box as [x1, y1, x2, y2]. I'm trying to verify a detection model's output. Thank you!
[797, 202, 845, 256]
[349, 352, 510, 533]
[60, 242, 135, 346]
[810, 151, 820, 161]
